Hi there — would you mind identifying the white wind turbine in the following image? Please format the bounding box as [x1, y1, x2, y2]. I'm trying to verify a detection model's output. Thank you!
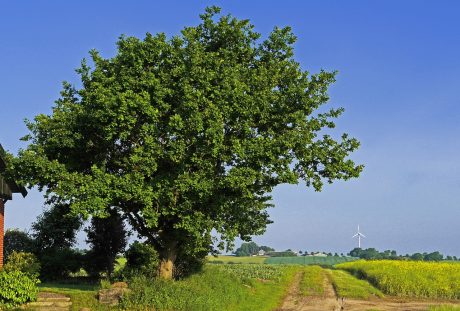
[352, 225, 366, 248]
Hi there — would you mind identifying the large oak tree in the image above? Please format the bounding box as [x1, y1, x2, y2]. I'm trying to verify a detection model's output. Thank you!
[13, 7, 362, 279]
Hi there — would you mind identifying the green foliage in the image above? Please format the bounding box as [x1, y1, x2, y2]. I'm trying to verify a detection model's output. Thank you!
[13, 6, 362, 276]
[299, 266, 324, 296]
[265, 255, 356, 265]
[349, 247, 450, 261]
[31, 203, 82, 251]
[31, 204, 84, 280]
[327, 269, 383, 299]
[337, 260, 460, 299]
[40, 248, 85, 280]
[0, 270, 39, 309]
[84, 208, 128, 277]
[3, 251, 40, 278]
[3, 229, 34, 263]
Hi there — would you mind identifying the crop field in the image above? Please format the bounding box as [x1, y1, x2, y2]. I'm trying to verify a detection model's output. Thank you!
[207, 255, 267, 264]
[336, 260, 460, 299]
[265, 256, 357, 265]
[216, 264, 287, 281]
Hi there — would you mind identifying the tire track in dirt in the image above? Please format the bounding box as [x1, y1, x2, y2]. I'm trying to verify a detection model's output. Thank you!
[276, 271, 341, 311]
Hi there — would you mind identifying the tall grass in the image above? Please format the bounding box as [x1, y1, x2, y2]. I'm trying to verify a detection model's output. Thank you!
[121, 264, 297, 311]
[337, 260, 460, 299]
[299, 266, 324, 296]
[326, 269, 383, 299]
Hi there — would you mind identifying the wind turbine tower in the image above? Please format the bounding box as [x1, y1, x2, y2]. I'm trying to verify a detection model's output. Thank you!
[352, 225, 366, 248]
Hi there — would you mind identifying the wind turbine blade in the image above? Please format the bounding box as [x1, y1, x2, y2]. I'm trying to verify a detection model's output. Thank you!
[361, 234, 366, 238]
[352, 234, 358, 238]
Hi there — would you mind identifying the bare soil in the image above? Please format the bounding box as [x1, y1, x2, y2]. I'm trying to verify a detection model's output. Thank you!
[276, 271, 460, 311]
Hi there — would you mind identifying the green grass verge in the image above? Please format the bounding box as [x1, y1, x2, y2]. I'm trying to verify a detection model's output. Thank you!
[38, 264, 298, 311]
[207, 255, 267, 264]
[327, 269, 384, 299]
[299, 266, 324, 296]
[429, 307, 460, 311]
[121, 264, 298, 311]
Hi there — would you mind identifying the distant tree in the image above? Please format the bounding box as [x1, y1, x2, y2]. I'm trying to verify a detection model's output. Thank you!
[453, 256, 458, 261]
[31, 204, 82, 251]
[334, 253, 339, 257]
[84, 209, 129, 277]
[13, 7, 362, 279]
[235, 242, 259, 257]
[410, 253, 424, 261]
[3, 229, 34, 263]
[259, 245, 275, 253]
[424, 251, 443, 261]
[446, 255, 453, 261]
[31, 204, 83, 279]
[299, 250, 303, 254]
[266, 250, 296, 257]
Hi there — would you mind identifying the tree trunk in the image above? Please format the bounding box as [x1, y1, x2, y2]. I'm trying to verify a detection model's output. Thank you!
[159, 257, 174, 279]
[158, 242, 177, 280]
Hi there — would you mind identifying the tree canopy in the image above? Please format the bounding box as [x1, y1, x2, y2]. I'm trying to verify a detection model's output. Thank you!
[12, 7, 362, 279]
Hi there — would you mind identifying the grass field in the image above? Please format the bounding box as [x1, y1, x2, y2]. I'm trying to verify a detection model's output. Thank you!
[337, 260, 460, 299]
[265, 255, 357, 265]
[207, 255, 267, 264]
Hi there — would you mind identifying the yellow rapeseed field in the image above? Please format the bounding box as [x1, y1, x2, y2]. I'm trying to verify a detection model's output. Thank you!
[336, 260, 460, 299]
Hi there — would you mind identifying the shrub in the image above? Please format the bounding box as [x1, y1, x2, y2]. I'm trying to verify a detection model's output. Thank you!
[3, 251, 40, 278]
[0, 270, 39, 309]
[39, 248, 85, 280]
[114, 241, 159, 281]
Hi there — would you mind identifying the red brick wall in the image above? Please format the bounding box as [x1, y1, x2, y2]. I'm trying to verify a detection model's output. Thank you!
[0, 199, 4, 268]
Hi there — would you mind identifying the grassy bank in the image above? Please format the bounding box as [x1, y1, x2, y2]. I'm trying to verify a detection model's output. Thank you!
[326, 269, 383, 299]
[299, 266, 324, 296]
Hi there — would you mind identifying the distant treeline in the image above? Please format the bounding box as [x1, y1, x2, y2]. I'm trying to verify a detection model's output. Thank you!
[349, 247, 459, 261]
[234, 242, 275, 257]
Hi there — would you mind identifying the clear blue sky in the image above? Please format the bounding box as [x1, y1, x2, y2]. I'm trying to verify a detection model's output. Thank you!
[2, 1, 460, 256]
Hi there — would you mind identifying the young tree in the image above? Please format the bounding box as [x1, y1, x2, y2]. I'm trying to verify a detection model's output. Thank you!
[3, 229, 34, 263]
[84, 208, 128, 277]
[13, 7, 362, 279]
